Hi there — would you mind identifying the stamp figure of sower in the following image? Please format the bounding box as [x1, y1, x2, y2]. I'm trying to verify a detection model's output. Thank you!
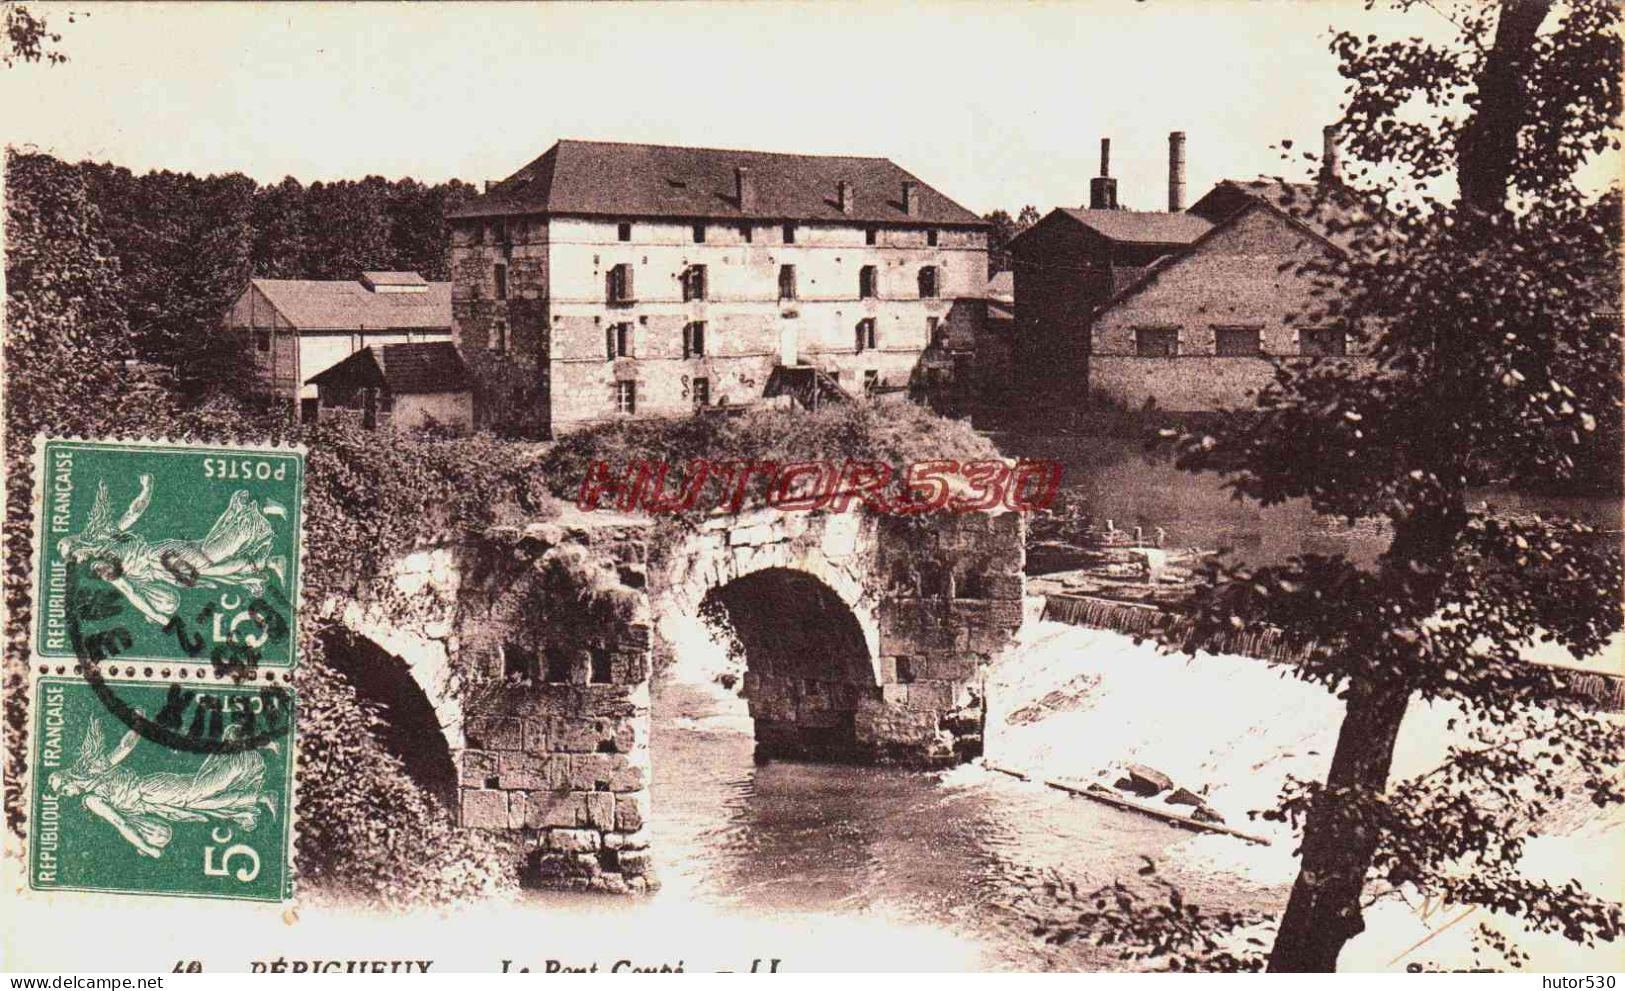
[29, 678, 295, 901]
[34, 439, 305, 669]
[58, 475, 289, 629]
[50, 709, 280, 860]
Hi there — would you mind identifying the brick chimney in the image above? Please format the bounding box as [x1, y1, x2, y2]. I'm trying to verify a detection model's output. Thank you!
[736, 167, 756, 211]
[1168, 131, 1187, 212]
[901, 180, 918, 217]
[1321, 124, 1341, 183]
[1090, 137, 1119, 210]
[837, 180, 853, 214]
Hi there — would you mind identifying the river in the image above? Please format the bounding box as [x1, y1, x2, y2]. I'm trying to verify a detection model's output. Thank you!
[634, 678, 1285, 971]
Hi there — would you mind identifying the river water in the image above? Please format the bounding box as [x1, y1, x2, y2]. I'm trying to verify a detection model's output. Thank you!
[637, 679, 1284, 971]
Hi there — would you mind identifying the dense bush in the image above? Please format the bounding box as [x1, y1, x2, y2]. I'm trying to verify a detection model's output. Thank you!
[539, 399, 1001, 519]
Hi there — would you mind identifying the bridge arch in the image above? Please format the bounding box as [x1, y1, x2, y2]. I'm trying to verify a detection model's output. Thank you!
[319, 627, 461, 807]
[700, 566, 878, 761]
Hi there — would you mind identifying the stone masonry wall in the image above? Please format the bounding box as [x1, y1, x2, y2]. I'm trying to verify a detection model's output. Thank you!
[868, 509, 1026, 764]
[450, 513, 657, 893]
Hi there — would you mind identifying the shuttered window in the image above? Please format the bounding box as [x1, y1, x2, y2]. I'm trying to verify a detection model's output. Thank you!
[606, 263, 635, 303]
[859, 265, 877, 299]
[682, 265, 708, 302]
[683, 321, 706, 358]
[605, 322, 632, 359]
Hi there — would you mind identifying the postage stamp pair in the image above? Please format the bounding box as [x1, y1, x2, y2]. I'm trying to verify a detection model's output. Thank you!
[25, 438, 306, 903]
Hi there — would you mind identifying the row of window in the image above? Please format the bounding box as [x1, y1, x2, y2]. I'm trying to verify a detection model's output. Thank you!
[594, 318, 944, 358]
[616, 221, 942, 247]
[611, 368, 885, 415]
[472, 218, 953, 248]
[1130, 326, 1348, 358]
[599, 262, 940, 304]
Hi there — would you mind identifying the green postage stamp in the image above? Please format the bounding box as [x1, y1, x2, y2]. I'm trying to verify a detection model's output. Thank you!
[28, 676, 296, 902]
[33, 438, 305, 672]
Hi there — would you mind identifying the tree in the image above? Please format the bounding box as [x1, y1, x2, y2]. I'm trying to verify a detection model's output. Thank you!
[1164, 0, 1623, 972]
[985, 204, 1041, 277]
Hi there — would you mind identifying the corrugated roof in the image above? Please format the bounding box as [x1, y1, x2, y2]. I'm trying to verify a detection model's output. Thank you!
[254, 278, 451, 330]
[1056, 208, 1214, 245]
[307, 341, 471, 394]
[449, 139, 985, 227]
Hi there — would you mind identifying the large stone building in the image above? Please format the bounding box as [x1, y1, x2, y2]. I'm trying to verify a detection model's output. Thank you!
[446, 140, 989, 436]
[1008, 129, 1371, 413]
[224, 272, 452, 420]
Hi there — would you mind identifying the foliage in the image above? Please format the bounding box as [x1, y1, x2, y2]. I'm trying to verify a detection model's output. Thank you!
[300, 419, 556, 604]
[291, 641, 519, 907]
[1015, 860, 1270, 972]
[984, 205, 1041, 277]
[18, 153, 477, 392]
[289, 422, 558, 904]
[538, 399, 1001, 521]
[1146, 0, 1624, 972]
[3, 3, 72, 67]
[4, 151, 541, 904]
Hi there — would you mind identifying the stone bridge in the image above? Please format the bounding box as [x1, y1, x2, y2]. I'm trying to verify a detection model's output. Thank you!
[329, 504, 1025, 893]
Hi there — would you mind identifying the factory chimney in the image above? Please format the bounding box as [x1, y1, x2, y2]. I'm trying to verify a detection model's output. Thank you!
[1321, 124, 1341, 184]
[1168, 131, 1187, 212]
[1089, 138, 1119, 210]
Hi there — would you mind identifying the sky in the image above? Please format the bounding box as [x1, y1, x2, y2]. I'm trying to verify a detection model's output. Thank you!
[2, 1, 1612, 215]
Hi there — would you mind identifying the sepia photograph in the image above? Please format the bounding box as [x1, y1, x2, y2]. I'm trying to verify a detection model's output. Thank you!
[0, 0, 1621, 976]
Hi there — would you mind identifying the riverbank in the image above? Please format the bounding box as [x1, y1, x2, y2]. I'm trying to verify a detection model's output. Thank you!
[986, 619, 1625, 971]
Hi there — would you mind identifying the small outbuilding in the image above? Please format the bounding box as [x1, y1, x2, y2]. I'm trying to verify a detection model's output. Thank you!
[307, 341, 474, 433]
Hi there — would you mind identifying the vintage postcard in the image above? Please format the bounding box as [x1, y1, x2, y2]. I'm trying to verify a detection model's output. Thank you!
[1, 0, 1621, 978]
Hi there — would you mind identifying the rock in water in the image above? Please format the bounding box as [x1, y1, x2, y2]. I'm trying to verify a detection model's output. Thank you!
[1164, 787, 1203, 807]
[1121, 764, 1173, 797]
[1191, 804, 1226, 824]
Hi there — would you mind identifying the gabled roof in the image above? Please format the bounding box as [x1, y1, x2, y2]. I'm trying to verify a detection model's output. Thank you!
[1055, 208, 1214, 245]
[448, 139, 986, 227]
[1090, 196, 1341, 319]
[307, 341, 471, 394]
[986, 271, 1014, 301]
[1188, 179, 1374, 252]
[253, 278, 451, 331]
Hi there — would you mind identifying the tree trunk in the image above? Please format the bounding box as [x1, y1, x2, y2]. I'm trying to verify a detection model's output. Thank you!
[1267, 677, 1412, 972]
[1457, 0, 1553, 214]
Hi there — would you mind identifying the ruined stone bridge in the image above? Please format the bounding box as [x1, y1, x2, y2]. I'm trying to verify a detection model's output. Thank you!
[329, 504, 1025, 892]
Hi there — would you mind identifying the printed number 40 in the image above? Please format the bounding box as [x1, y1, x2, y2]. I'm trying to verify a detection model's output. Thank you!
[204, 826, 261, 882]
